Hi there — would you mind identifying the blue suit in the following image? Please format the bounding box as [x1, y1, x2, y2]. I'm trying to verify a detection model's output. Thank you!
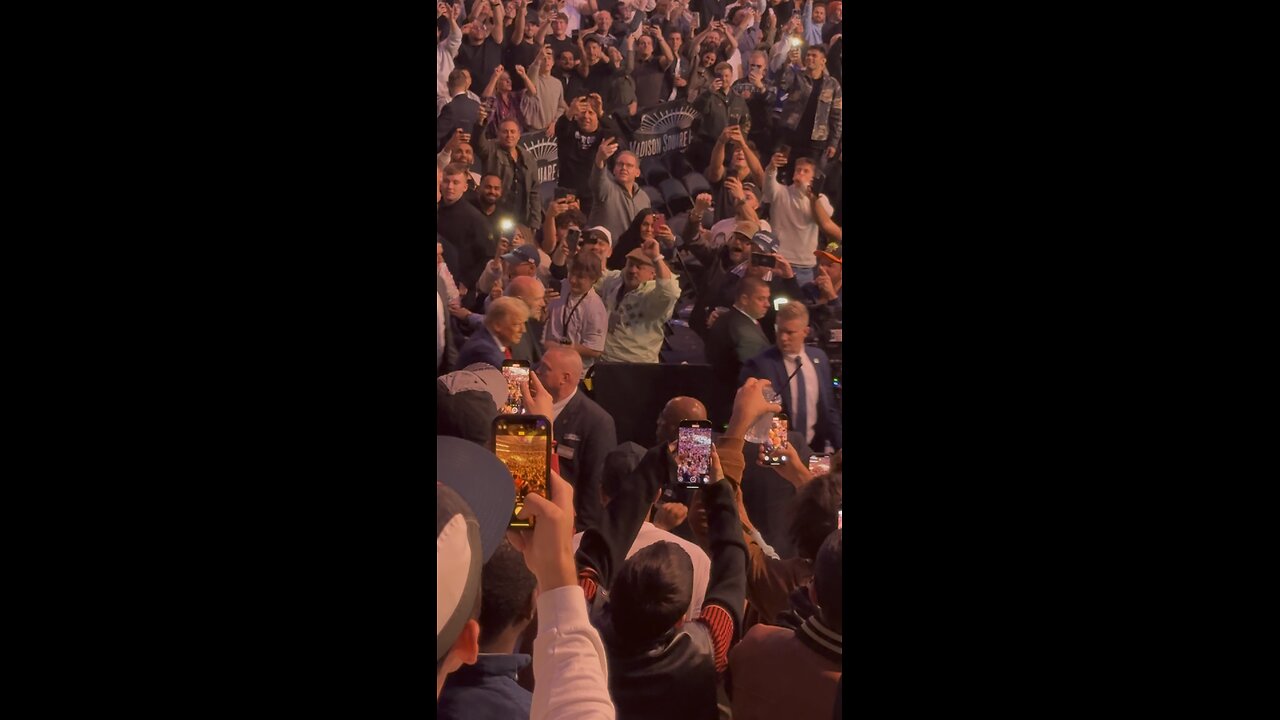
[455, 328, 505, 371]
[739, 345, 842, 453]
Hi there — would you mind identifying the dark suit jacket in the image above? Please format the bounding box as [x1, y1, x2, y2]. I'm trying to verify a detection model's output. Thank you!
[554, 390, 617, 533]
[456, 328, 505, 371]
[437, 95, 480, 152]
[509, 318, 544, 366]
[739, 345, 842, 453]
[705, 309, 771, 426]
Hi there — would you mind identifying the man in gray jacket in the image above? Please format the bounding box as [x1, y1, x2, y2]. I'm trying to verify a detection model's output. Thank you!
[587, 136, 650, 245]
[475, 115, 543, 230]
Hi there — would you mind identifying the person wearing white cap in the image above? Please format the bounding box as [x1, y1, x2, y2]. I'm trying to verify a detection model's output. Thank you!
[437, 387, 616, 717]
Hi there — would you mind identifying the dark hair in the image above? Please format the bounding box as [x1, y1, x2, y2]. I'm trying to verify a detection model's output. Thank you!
[560, 208, 587, 229]
[805, 45, 828, 60]
[737, 275, 769, 300]
[789, 472, 841, 561]
[609, 542, 694, 649]
[813, 530, 842, 632]
[478, 539, 537, 647]
[600, 442, 648, 500]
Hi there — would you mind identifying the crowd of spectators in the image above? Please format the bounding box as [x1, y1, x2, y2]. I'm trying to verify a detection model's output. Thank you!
[438, 0, 842, 716]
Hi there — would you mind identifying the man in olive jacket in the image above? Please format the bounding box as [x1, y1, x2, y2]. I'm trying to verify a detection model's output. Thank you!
[474, 117, 543, 230]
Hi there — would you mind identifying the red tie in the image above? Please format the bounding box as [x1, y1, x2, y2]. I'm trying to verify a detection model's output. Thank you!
[504, 347, 512, 360]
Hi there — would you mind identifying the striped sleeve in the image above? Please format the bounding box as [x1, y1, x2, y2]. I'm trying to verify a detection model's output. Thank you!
[696, 603, 736, 674]
[579, 567, 600, 603]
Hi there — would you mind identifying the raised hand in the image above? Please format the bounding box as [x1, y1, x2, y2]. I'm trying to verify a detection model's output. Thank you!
[814, 265, 836, 301]
[769, 151, 788, 167]
[506, 471, 578, 589]
[771, 253, 794, 279]
[514, 64, 527, 76]
[724, 176, 744, 202]
[596, 136, 620, 163]
[641, 237, 662, 259]
[694, 192, 713, 212]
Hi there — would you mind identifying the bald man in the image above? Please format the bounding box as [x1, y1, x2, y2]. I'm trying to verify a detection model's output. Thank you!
[452, 275, 549, 365]
[620, 395, 710, 543]
[535, 345, 617, 531]
[505, 276, 548, 365]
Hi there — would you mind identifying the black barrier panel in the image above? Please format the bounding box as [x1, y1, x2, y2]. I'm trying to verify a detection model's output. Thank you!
[629, 102, 699, 159]
[588, 362, 716, 449]
[517, 130, 559, 185]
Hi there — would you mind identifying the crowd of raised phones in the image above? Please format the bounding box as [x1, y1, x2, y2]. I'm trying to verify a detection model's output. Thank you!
[437, 0, 843, 717]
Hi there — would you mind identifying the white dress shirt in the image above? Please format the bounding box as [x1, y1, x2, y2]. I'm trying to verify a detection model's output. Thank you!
[551, 386, 578, 422]
[787, 351, 820, 446]
[572, 521, 711, 621]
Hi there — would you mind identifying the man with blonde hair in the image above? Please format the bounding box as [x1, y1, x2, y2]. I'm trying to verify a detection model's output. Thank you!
[457, 295, 531, 369]
[739, 300, 841, 453]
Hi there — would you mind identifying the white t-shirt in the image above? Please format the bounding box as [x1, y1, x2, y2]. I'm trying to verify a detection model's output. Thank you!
[572, 521, 711, 621]
[763, 167, 832, 268]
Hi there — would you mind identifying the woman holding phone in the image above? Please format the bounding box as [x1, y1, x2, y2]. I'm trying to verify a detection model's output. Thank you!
[607, 208, 678, 271]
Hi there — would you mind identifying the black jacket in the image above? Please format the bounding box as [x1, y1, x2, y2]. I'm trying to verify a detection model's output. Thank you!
[704, 308, 770, 426]
[436, 95, 480, 152]
[437, 198, 496, 300]
[575, 450, 746, 720]
[554, 390, 618, 533]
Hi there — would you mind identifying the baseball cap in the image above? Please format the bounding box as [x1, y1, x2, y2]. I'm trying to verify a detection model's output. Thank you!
[750, 230, 779, 254]
[502, 245, 540, 266]
[583, 226, 613, 245]
[814, 242, 842, 264]
[437, 436, 518, 662]
[732, 220, 760, 239]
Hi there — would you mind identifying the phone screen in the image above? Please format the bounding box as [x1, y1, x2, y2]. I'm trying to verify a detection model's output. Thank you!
[808, 454, 831, 476]
[830, 328, 842, 343]
[763, 414, 789, 465]
[676, 421, 713, 487]
[501, 361, 530, 414]
[838, 508, 842, 530]
[493, 415, 552, 528]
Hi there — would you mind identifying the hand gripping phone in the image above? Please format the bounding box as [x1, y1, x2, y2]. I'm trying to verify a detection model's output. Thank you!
[763, 413, 789, 466]
[492, 414, 552, 529]
[501, 359, 530, 414]
[676, 420, 714, 487]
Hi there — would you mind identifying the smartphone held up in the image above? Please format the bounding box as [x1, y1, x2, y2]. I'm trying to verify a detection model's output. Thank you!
[492, 414, 552, 529]
[677, 420, 714, 487]
[501, 360, 530, 414]
[763, 413, 789, 466]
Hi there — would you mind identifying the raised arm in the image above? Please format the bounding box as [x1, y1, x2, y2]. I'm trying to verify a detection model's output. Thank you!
[576, 33, 591, 77]
[738, 126, 766, 186]
[811, 190, 841, 240]
[481, 63, 505, 97]
[510, 0, 526, 46]
[489, 0, 505, 43]
[653, 26, 674, 69]
[516, 64, 537, 96]
[705, 125, 731, 183]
